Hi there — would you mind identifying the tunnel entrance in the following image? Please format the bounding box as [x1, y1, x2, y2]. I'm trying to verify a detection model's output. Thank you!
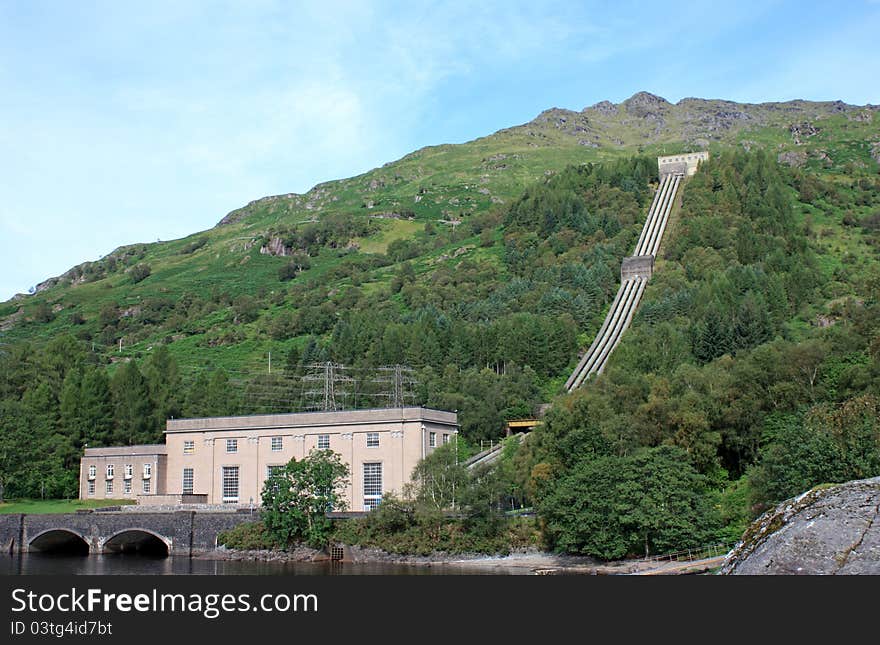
[29, 530, 90, 555]
[103, 530, 169, 557]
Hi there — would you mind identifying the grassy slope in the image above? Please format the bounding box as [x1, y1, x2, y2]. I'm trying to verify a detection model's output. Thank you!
[0, 498, 136, 514]
[2, 93, 877, 377]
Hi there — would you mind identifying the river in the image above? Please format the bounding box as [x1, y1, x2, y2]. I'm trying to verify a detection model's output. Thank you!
[0, 553, 521, 575]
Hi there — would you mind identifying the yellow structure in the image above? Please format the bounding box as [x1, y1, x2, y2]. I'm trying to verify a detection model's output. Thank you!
[505, 419, 542, 435]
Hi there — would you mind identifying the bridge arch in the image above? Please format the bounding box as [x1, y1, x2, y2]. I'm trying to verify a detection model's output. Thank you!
[102, 528, 171, 556]
[29, 529, 90, 555]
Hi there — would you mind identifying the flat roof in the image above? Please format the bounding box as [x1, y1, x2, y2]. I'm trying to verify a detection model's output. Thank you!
[165, 406, 459, 434]
[657, 151, 709, 162]
[84, 444, 167, 457]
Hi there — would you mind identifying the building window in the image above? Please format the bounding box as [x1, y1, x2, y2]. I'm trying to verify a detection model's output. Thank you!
[106, 464, 114, 479]
[182, 468, 194, 495]
[429, 432, 436, 447]
[124, 479, 131, 495]
[183, 441, 194, 455]
[143, 463, 152, 478]
[87, 480, 95, 496]
[366, 432, 379, 448]
[271, 436, 283, 451]
[222, 466, 239, 503]
[317, 434, 330, 450]
[266, 465, 283, 479]
[106, 479, 113, 494]
[363, 462, 382, 510]
[143, 479, 151, 494]
[88, 465, 96, 479]
[442, 434, 450, 445]
[266, 465, 283, 493]
[226, 439, 238, 453]
[124, 464, 133, 479]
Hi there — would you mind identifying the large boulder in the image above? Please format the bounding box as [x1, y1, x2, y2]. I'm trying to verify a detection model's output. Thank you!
[721, 477, 880, 574]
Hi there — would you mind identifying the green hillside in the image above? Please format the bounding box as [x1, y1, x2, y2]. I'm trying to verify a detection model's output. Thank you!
[2, 92, 879, 557]
[4, 92, 877, 376]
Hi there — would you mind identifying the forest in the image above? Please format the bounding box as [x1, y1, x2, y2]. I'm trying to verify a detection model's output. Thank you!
[2, 148, 879, 559]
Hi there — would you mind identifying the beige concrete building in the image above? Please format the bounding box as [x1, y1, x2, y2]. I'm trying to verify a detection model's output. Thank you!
[80, 407, 458, 511]
[658, 151, 709, 177]
[79, 444, 167, 501]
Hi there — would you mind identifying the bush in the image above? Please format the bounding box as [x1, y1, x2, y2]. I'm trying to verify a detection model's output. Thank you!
[128, 263, 151, 284]
[179, 238, 208, 255]
[217, 521, 279, 550]
[278, 253, 311, 281]
[386, 238, 422, 262]
[231, 295, 259, 323]
[332, 494, 539, 556]
[32, 302, 55, 323]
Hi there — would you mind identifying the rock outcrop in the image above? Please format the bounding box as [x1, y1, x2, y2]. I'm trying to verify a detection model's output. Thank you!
[721, 477, 880, 575]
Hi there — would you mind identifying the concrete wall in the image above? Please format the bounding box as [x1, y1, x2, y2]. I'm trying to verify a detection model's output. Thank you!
[137, 494, 208, 506]
[621, 255, 654, 280]
[658, 152, 708, 177]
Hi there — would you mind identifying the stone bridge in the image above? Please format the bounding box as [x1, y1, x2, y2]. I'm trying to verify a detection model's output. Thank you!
[0, 510, 257, 557]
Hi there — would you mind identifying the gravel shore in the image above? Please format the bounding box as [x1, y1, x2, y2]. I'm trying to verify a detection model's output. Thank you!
[195, 545, 664, 574]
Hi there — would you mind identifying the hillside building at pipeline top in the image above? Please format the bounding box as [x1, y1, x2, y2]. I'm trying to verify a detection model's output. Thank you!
[79, 407, 458, 511]
[657, 151, 709, 177]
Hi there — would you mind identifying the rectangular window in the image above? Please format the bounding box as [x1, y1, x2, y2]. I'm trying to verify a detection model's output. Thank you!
[266, 465, 283, 493]
[143, 463, 152, 478]
[143, 479, 151, 494]
[124, 479, 131, 495]
[183, 440, 194, 454]
[88, 465, 96, 479]
[106, 479, 113, 494]
[363, 462, 382, 511]
[106, 464, 114, 478]
[222, 466, 239, 503]
[366, 432, 379, 448]
[124, 464, 133, 479]
[87, 480, 95, 496]
[317, 434, 330, 450]
[429, 432, 436, 447]
[442, 434, 450, 445]
[226, 439, 238, 453]
[271, 436, 283, 451]
[182, 468, 194, 495]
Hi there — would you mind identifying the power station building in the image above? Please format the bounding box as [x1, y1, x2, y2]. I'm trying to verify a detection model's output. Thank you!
[79, 407, 458, 511]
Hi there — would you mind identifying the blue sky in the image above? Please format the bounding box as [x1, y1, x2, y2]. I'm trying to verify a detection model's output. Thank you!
[1, 0, 878, 301]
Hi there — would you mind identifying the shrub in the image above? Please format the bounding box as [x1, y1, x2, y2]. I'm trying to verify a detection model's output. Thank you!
[278, 253, 311, 281]
[32, 302, 55, 323]
[231, 295, 259, 323]
[179, 238, 208, 255]
[217, 521, 279, 550]
[128, 263, 151, 284]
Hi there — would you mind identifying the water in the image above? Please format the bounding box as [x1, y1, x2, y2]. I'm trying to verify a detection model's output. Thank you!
[0, 553, 521, 575]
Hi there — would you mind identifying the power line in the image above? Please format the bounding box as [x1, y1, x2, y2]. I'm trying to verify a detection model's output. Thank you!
[175, 361, 418, 414]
